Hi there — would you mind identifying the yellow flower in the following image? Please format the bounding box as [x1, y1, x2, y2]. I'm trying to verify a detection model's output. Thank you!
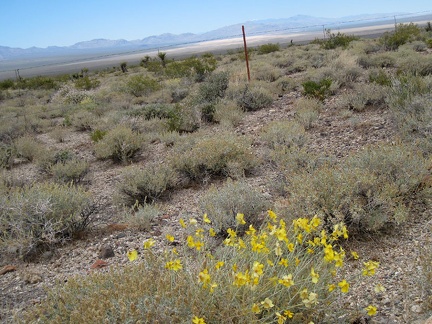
[276, 312, 287, 324]
[179, 218, 187, 228]
[362, 260, 379, 276]
[310, 215, 321, 229]
[284, 310, 294, 318]
[296, 233, 303, 244]
[252, 261, 264, 278]
[310, 267, 319, 284]
[227, 228, 237, 238]
[303, 292, 318, 308]
[198, 268, 211, 287]
[209, 228, 216, 237]
[268, 210, 278, 221]
[246, 224, 256, 235]
[278, 274, 294, 287]
[351, 251, 359, 260]
[295, 257, 300, 266]
[194, 240, 204, 251]
[278, 258, 289, 267]
[328, 284, 336, 292]
[192, 316, 206, 324]
[165, 234, 175, 242]
[236, 213, 246, 225]
[275, 227, 287, 242]
[251, 303, 261, 314]
[143, 238, 155, 249]
[274, 242, 282, 256]
[189, 218, 198, 225]
[236, 238, 246, 249]
[215, 261, 225, 270]
[374, 283, 386, 293]
[261, 297, 274, 309]
[209, 282, 217, 293]
[300, 288, 309, 299]
[233, 271, 250, 287]
[187, 235, 195, 248]
[165, 259, 183, 271]
[127, 249, 138, 261]
[338, 279, 349, 293]
[203, 213, 211, 224]
[267, 259, 274, 266]
[365, 305, 377, 316]
[287, 242, 294, 252]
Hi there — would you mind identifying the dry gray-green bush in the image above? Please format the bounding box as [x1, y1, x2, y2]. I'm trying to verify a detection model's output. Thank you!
[0, 143, 14, 169]
[229, 83, 273, 111]
[337, 83, 388, 112]
[14, 135, 47, 162]
[116, 163, 178, 206]
[357, 53, 396, 69]
[124, 75, 161, 97]
[286, 143, 429, 234]
[260, 120, 307, 149]
[69, 109, 96, 131]
[173, 133, 258, 183]
[199, 179, 269, 234]
[94, 125, 144, 164]
[121, 203, 161, 231]
[0, 182, 94, 260]
[294, 98, 322, 129]
[50, 159, 89, 184]
[213, 99, 245, 128]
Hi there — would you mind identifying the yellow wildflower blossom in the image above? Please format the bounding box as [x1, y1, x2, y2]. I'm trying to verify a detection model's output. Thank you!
[143, 238, 155, 249]
[252, 261, 264, 278]
[189, 218, 198, 225]
[165, 234, 175, 242]
[192, 316, 206, 324]
[233, 271, 250, 287]
[268, 210, 278, 221]
[215, 261, 225, 270]
[179, 218, 187, 228]
[127, 249, 138, 261]
[310, 267, 319, 284]
[251, 303, 261, 314]
[300, 288, 309, 299]
[274, 242, 282, 256]
[276, 312, 287, 324]
[328, 284, 336, 292]
[198, 268, 211, 287]
[246, 224, 256, 235]
[165, 259, 183, 271]
[203, 213, 211, 224]
[209, 228, 216, 237]
[362, 260, 379, 276]
[284, 310, 294, 318]
[365, 305, 377, 316]
[261, 297, 274, 309]
[236, 213, 246, 225]
[278, 258, 289, 267]
[374, 283, 386, 293]
[338, 279, 349, 293]
[278, 274, 294, 287]
[351, 251, 359, 260]
[267, 259, 274, 266]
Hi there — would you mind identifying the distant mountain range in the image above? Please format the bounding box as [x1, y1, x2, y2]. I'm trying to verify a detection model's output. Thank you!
[0, 13, 405, 61]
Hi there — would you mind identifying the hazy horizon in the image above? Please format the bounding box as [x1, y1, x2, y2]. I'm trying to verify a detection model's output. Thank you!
[1, 0, 431, 49]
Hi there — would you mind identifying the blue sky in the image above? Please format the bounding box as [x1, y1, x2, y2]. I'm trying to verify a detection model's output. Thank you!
[1, 0, 430, 48]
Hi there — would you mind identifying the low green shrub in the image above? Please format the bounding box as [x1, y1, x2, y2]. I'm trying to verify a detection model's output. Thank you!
[74, 76, 100, 90]
[94, 125, 143, 163]
[174, 133, 258, 183]
[257, 43, 280, 54]
[357, 53, 396, 69]
[213, 100, 245, 127]
[127, 103, 176, 120]
[14, 136, 47, 162]
[0, 182, 94, 260]
[368, 68, 392, 86]
[16, 76, 58, 90]
[50, 159, 89, 184]
[313, 31, 359, 49]
[124, 75, 161, 97]
[0, 79, 14, 90]
[302, 79, 332, 101]
[121, 203, 161, 231]
[338, 83, 388, 112]
[380, 23, 422, 50]
[116, 163, 178, 206]
[200, 179, 269, 235]
[90, 129, 107, 142]
[294, 98, 322, 129]
[69, 109, 96, 131]
[0, 144, 14, 169]
[231, 84, 273, 111]
[260, 120, 307, 149]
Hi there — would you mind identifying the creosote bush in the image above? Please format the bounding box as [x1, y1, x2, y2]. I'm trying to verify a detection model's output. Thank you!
[50, 159, 89, 184]
[24, 211, 381, 323]
[94, 125, 143, 163]
[0, 182, 94, 260]
[261, 120, 307, 149]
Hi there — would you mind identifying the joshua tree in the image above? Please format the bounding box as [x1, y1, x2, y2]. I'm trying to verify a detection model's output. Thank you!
[120, 62, 128, 73]
[157, 52, 167, 67]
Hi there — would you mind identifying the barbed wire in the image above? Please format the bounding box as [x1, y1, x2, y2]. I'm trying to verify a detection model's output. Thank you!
[0, 10, 430, 75]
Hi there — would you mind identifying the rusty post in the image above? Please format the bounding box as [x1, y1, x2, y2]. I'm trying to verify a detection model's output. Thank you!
[242, 25, 251, 82]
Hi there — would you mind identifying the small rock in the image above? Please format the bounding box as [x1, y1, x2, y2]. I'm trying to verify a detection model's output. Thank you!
[99, 246, 115, 259]
[116, 233, 127, 239]
[425, 315, 432, 324]
[411, 304, 422, 313]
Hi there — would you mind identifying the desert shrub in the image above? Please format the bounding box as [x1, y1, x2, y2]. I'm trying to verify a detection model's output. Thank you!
[399, 53, 432, 76]
[50, 159, 89, 184]
[427, 39, 432, 48]
[287, 143, 429, 233]
[164, 103, 201, 133]
[0, 144, 14, 169]
[90, 129, 107, 142]
[254, 63, 282, 82]
[257, 43, 280, 54]
[357, 53, 396, 69]
[174, 133, 258, 183]
[261, 120, 307, 149]
[302, 79, 332, 101]
[124, 75, 161, 97]
[14, 135, 47, 162]
[16, 76, 58, 90]
[24, 211, 381, 323]
[294, 98, 322, 129]
[380, 23, 422, 50]
[411, 40, 428, 52]
[213, 99, 245, 127]
[165, 55, 217, 81]
[0, 182, 94, 260]
[197, 72, 229, 103]
[50, 127, 69, 143]
[116, 163, 178, 206]
[0, 79, 14, 90]
[69, 109, 96, 131]
[127, 103, 176, 120]
[338, 83, 388, 112]
[368, 68, 392, 86]
[121, 203, 161, 231]
[74, 76, 100, 90]
[314, 30, 359, 49]
[231, 84, 273, 111]
[94, 125, 143, 163]
[199, 179, 269, 234]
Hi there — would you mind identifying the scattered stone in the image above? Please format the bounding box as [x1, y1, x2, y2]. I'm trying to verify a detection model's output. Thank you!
[0, 265, 17, 275]
[411, 304, 422, 313]
[99, 246, 115, 259]
[23, 272, 43, 284]
[425, 316, 432, 324]
[116, 233, 127, 239]
[90, 259, 108, 270]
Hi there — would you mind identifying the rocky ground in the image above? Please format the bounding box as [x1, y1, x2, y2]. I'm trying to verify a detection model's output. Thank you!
[1, 92, 431, 323]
